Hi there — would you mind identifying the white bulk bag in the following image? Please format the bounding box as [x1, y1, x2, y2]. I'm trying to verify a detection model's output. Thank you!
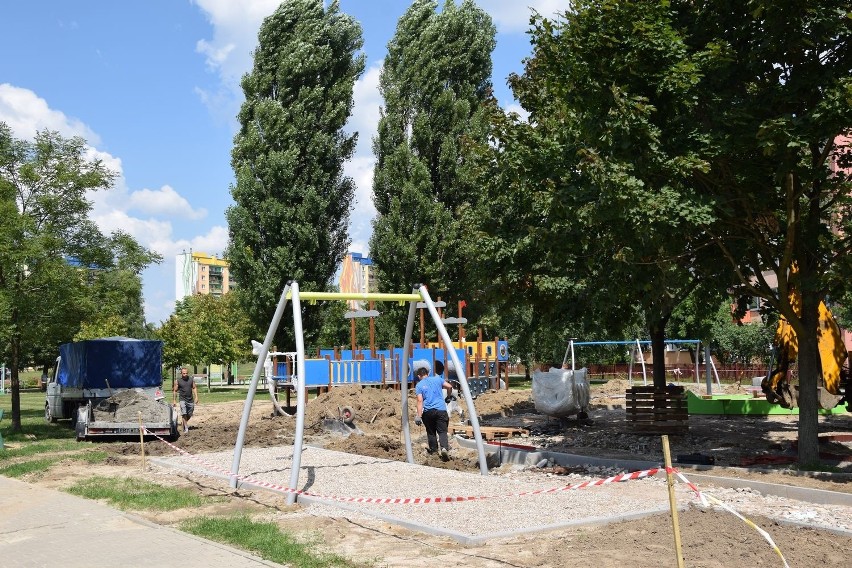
[532, 367, 590, 417]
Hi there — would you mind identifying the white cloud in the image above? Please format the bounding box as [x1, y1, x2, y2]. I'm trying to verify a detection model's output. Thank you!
[191, 0, 281, 120]
[0, 82, 220, 324]
[504, 102, 530, 122]
[92, 210, 174, 245]
[349, 62, 383, 156]
[346, 156, 376, 216]
[479, 0, 566, 34]
[0, 83, 100, 143]
[192, 0, 280, 83]
[128, 185, 208, 220]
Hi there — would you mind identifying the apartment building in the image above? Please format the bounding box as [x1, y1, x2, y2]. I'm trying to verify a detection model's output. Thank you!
[175, 251, 236, 301]
[338, 252, 376, 309]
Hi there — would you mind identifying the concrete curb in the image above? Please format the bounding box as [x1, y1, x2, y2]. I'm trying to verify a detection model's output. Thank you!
[454, 436, 852, 508]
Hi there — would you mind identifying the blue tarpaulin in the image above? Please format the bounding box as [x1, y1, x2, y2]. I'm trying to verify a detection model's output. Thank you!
[57, 337, 163, 389]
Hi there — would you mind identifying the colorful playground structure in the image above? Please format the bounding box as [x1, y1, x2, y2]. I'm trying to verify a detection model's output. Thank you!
[269, 333, 510, 401]
[232, 283, 497, 503]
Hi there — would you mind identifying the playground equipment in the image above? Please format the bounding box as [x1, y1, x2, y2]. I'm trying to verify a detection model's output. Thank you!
[565, 339, 720, 389]
[264, 319, 508, 404]
[425, 332, 510, 392]
[230, 282, 491, 504]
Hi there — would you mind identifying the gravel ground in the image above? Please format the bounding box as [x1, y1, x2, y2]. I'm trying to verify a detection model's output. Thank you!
[153, 444, 852, 542]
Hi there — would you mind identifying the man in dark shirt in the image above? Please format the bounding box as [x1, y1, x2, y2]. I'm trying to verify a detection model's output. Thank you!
[173, 367, 198, 434]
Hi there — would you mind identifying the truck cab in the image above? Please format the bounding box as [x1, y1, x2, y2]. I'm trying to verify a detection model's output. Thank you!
[45, 356, 72, 422]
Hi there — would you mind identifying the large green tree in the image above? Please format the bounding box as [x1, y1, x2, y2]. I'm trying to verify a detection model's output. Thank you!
[0, 125, 158, 432]
[469, 2, 731, 388]
[226, 0, 364, 349]
[72, 231, 162, 342]
[687, 1, 852, 465]
[369, 0, 496, 331]
[473, 0, 852, 465]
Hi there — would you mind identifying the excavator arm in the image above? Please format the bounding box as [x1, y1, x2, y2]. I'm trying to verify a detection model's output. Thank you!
[762, 299, 850, 411]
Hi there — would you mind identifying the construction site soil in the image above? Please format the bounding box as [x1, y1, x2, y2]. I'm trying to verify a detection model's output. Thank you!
[19, 380, 852, 567]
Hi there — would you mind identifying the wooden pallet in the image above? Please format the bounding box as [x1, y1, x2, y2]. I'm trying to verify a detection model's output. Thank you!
[452, 425, 529, 440]
[625, 386, 689, 434]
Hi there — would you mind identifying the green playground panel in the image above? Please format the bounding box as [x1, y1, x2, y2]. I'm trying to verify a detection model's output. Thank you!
[686, 390, 847, 416]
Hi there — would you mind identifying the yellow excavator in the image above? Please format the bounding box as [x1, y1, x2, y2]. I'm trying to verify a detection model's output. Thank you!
[762, 294, 851, 412]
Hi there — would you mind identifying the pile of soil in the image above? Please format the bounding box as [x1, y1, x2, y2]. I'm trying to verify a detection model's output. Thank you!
[119, 381, 851, 486]
[92, 389, 171, 423]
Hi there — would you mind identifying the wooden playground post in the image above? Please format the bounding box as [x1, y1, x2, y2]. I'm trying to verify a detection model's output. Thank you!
[476, 329, 484, 379]
[369, 301, 376, 358]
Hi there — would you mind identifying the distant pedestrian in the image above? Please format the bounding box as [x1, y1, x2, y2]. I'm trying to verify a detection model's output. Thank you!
[173, 368, 198, 434]
[413, 360, 453, 460]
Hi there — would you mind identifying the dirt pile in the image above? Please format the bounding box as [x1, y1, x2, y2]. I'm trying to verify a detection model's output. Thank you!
[92, 389, 171, 423]
[126, 381, 851, 482]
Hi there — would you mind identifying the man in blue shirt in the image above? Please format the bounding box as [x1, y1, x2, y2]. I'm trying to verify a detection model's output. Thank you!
[413, 360, 453, 460]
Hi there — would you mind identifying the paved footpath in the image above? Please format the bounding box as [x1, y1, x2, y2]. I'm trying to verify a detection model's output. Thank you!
[0, 476, 285, 567]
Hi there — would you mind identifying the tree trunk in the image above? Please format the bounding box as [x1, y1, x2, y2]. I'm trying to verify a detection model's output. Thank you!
[10, 335, 22, 433]
[650, 323, 667, 389]
[796, 291, 821, 466]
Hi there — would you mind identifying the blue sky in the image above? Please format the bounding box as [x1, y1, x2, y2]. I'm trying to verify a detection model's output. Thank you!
[0, 0, 561, 325]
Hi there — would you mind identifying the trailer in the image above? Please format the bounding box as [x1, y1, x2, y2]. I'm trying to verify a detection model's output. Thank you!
[44, 337, 178, 440]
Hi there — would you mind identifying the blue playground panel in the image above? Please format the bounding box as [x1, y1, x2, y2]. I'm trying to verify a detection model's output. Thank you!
[273, 344, 504, 390]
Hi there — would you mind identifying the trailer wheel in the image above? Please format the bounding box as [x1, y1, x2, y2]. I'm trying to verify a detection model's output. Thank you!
[45, 402, 57, 423]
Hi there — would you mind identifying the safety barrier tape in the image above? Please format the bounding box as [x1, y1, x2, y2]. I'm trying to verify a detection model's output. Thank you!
[144, 428, 659, 503]
[146, 430, 791, 565]
[668, 467, 790, 568]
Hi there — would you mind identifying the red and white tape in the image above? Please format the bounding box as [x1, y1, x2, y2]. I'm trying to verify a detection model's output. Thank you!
[145, 428, 659, 504]
[145, 430, 790, 565]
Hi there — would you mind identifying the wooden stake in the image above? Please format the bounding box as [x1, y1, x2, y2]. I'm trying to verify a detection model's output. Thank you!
[661, 435, 684, 568]
[138, 411, 147, 471]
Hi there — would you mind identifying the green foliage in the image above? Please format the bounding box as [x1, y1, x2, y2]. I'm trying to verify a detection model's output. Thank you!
[181, 515, 359, 567]
[157, 293, 252, 371]
[73, 231, 161, 340]
[468, 0, 850, 464]
[467, 2, 733, 383]
[369, 0, 496, 337]
[226, 0, 365, 350]
[0, 124, 159, 432]
[66, 476, 210, 511]
[708, 302, 774, 367]
[679, 1, 852, 465]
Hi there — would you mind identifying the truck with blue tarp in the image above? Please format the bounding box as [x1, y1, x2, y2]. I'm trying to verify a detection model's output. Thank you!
[45, 337, 178, 440]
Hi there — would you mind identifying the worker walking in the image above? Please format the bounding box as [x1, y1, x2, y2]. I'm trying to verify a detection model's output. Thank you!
[413, 360, 453, 460]
[173, 367, 198, 434]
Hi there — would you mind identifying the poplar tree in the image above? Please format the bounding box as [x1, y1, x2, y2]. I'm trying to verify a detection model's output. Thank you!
[227, 0, 364, 347]
[370, 0, 496, 315]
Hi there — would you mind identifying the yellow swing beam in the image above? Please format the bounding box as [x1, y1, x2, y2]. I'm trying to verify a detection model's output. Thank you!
[286, 291, 421, 304]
